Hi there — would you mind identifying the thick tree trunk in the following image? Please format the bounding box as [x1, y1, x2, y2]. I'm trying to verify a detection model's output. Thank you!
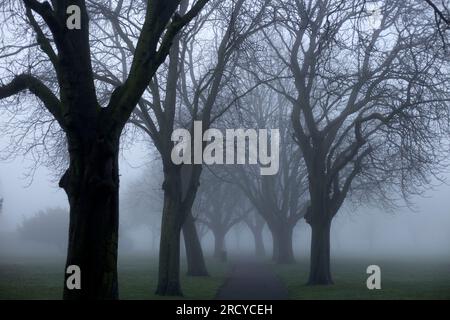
[253, 227, 265, 258]
[183, 212, 209, 276]
[213, 230, 226, 260]
[61, 136, 120, 300]
[271, 225, 295, 264]
[156, 171, 184, 296]
[307, 218, 333, 285]
[305, 177, 334, 285]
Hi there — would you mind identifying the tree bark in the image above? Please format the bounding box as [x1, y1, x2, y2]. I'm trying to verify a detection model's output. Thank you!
[307, 218, 333, 285]
[182, 212, 209, 276]
[156, 171, 183, 296]
[61, 134, 120, 300]
[305, 176, 334, 285]
[271, 225, 295, 264]
[253, 227, 265, 258]
[213, 230, 226, 260]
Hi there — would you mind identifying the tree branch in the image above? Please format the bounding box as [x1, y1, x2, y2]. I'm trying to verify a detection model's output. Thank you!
[110, 0, 210, 129]
[425, 0, 450, 26]
[22, 0, 61, 38]
[0, 74, 64, 127]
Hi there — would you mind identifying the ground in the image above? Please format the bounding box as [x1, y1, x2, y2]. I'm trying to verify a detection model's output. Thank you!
[273, 256, 450, 300]
[0, 255, 449, 299]
[216, 259, 288, 300]
[0, 255, 227, 300]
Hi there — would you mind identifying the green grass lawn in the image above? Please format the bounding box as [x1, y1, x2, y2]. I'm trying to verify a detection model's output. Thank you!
[0, 255, 229, 300]
[273, 256, 450, 300]
[1, 255, 449, 300]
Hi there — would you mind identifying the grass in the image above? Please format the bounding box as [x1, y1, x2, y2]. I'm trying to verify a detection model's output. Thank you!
[2, 254, 449, 300]
[119, 256, 228, 300]
[273, 256, 450, 300]
[0, 255, 229, 300]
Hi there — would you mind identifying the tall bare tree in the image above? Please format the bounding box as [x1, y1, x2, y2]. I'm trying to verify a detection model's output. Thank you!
[51, 0, 270, 296]
[0, 0, 209, 299]
[244, 211, 266, 257]
[127, 0, 270, 295]
[261, 0, 450, 284]
[223, 85, 310, 263]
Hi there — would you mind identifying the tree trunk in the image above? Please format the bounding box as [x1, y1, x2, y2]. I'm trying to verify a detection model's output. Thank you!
[156, 171, 183, 296]
[271, 225, 295, 264]
[61, 135, 120, 300]
[213, 230, 226, 260]
[182, 212, 209, 276]
[307, 218, 333, 285]
[253, 227, 265, 258]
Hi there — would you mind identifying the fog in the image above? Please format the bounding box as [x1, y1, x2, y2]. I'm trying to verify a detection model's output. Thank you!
[1, 143, 449, 261]
[2, 0, 450, 302]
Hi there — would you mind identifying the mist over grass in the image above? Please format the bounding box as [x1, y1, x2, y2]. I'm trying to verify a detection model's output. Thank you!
[1, 252, 449, 300]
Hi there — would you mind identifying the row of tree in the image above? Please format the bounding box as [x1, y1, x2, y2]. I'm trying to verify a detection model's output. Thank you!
[1, 0, 449, 299]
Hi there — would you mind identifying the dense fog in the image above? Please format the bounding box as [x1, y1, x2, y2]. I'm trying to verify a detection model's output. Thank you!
[1, 0, 450, 300]
[1, 144, 449, 261]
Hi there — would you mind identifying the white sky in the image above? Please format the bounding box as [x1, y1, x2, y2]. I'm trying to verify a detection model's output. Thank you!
[0, 140, 150, 232]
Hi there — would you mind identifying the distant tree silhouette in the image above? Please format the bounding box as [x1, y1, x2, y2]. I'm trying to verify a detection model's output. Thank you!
[196, 172, 248, 260]
[17, 207, 69, 252]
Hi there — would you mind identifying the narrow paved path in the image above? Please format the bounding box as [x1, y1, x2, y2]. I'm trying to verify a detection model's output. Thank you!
[215, 260, 288, 300]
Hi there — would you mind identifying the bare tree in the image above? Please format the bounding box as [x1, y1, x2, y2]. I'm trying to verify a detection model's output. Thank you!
[261, 0, 450, 284]
[244, 210, 266, 257]
[196, 172, 248, 260]
[17, 0, 269, 297]
[84, 0, 210, 284]
[125, 0, 270, 295]
[0, 0, 209, 299]
[223, 85, 310, 264]
[121, 161, 164, 255]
